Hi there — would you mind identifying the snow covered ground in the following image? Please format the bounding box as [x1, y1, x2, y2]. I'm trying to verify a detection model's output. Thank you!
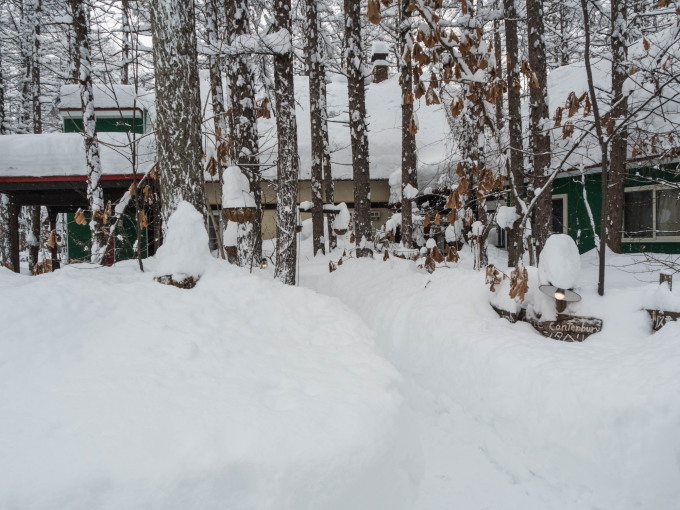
[0, 258, 417, 509]
[2, 234, 680, 509]
[300, 242, 680, 509]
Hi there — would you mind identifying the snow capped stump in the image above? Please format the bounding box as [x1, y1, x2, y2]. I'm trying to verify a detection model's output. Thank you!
[334, 202, 350, 235]
[222, 166, 255, 223]
[154, 201, 211, 289]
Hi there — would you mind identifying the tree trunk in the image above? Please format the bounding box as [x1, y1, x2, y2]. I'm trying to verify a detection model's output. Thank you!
[503, 0, 525, 267]
[607, 0, 628, 253]
[273, 0, 299, 285]
[0, 194, 11, 266]
[28, 206, 40, 272]
[71, 0, 107, 264]
[226, 0, 262, 267]
[306, 0, 325, 256]
[344, 0, 372, 257]
[150, 0, 206, 223]
[527, 0, 552, 259]
[121, 0, 130, 85]
[0, 46, 5, 134]
[580, 0, 608, 296]
[400, 0, 417, 248]
[27, 0, 43, 272]
[9, 201, 20, 273]
[320, 68, 336, 251]
[47, 207, 60, 270]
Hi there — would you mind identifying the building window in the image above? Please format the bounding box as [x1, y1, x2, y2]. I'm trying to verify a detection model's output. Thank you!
[623, 186, 680, 241]
[551, 194, 568, 234]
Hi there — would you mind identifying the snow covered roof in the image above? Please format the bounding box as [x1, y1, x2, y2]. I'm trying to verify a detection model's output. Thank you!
[59, 84, 154, 112]
[0, 132, 156, 179]
[548, 29, 680, 171]
[372, 41, 390, 55]
[249, 74, 450, 181]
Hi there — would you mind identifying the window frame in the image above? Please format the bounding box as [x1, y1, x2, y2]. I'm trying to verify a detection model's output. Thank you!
[551, 194, 569, 235]
[623, 184, 680, 243]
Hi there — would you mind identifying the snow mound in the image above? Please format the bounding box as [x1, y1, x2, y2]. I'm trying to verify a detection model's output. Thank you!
[538, 234, 581, 288]
[154, 201, 211, 280]
[222, 166, 255, 209]
[0, 260, 416, 509]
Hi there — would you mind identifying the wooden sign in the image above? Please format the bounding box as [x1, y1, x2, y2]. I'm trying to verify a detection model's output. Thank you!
[528, 315, 603, 342]
[646, 309, 680, 332]
[491, 305, 525, 323]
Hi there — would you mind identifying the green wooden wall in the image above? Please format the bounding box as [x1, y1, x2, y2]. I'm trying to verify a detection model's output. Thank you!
[63, 113, 146, 134]
[66, 212, 148, 263]
[553, 162, 680, 254]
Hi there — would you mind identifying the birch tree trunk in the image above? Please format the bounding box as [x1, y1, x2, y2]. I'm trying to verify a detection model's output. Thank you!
[607, 0, 628, 253]
[150, 0, 206, 223]
[71, 0, 107, 264]
[503, 0, 525, 267]
[306, 0, 325, 256]
[527, 0, 552, 258]
[25, 0, 42, 271]
[226, 0, 262, 267]
[273, 0, 299, 285]
[400, 0, 417, 248]
[344, 0, 372, 257]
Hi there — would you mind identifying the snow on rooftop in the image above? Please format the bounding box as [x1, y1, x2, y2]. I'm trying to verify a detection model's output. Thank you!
[59, 84, 154, 112]
[248, 74, 450, 182]
[0, 132, 156, 178]
[372, 41, 390, 55]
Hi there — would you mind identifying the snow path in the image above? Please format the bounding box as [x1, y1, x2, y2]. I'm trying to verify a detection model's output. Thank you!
[300, 264, 540, 508]
[299, 253, 680, 509]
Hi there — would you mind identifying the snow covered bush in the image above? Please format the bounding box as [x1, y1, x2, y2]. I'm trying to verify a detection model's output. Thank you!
[154, 201, 211, 287]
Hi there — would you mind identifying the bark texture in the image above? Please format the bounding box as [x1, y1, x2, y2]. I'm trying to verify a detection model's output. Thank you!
[527, 0, 552, 258]
[607, 0, 628, 253]
[71, 0, 107, 263]
[400, 0, 417, 248]
[306, 0, 325, 256]
[272, 0, 299, 285]
[503, 0, 525, 267]
[150, 0, 206, 223]
[226, 0, 262, 266]
[344, 0, 372, 257]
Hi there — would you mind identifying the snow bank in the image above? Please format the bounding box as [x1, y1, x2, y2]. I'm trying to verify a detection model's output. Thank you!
[305, 253, 680, 509]
[154, 201, 211, 280]
[0, 259, 417, 509]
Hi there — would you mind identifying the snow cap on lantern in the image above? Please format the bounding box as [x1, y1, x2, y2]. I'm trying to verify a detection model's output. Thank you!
[538, 234, 580, 289]
[222, 166, 255, 223]
[155, 201, 211, 281]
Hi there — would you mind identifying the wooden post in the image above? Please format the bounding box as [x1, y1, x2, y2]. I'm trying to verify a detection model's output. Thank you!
[47, 207, 60, 270]
[8, 201, 20, 273]
[556, 299, 567, 313]
[660, 273, 672, 291]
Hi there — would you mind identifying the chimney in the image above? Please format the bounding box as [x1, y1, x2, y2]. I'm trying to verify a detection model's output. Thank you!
[371, 42, 390, 83]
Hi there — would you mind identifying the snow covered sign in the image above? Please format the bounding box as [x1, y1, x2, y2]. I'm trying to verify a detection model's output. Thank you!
[528, 316, 603, 343]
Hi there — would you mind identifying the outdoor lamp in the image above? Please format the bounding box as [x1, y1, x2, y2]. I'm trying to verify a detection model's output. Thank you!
[539, 285, 581, 312]
[554, 288, 566, 301]
[261, 260, 268, 269]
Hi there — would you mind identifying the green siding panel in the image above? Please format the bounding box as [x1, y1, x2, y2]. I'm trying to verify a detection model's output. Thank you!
[66, 212, 148, 263]
[63, 113, 146, 134]
[553, 162, 680, 254]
